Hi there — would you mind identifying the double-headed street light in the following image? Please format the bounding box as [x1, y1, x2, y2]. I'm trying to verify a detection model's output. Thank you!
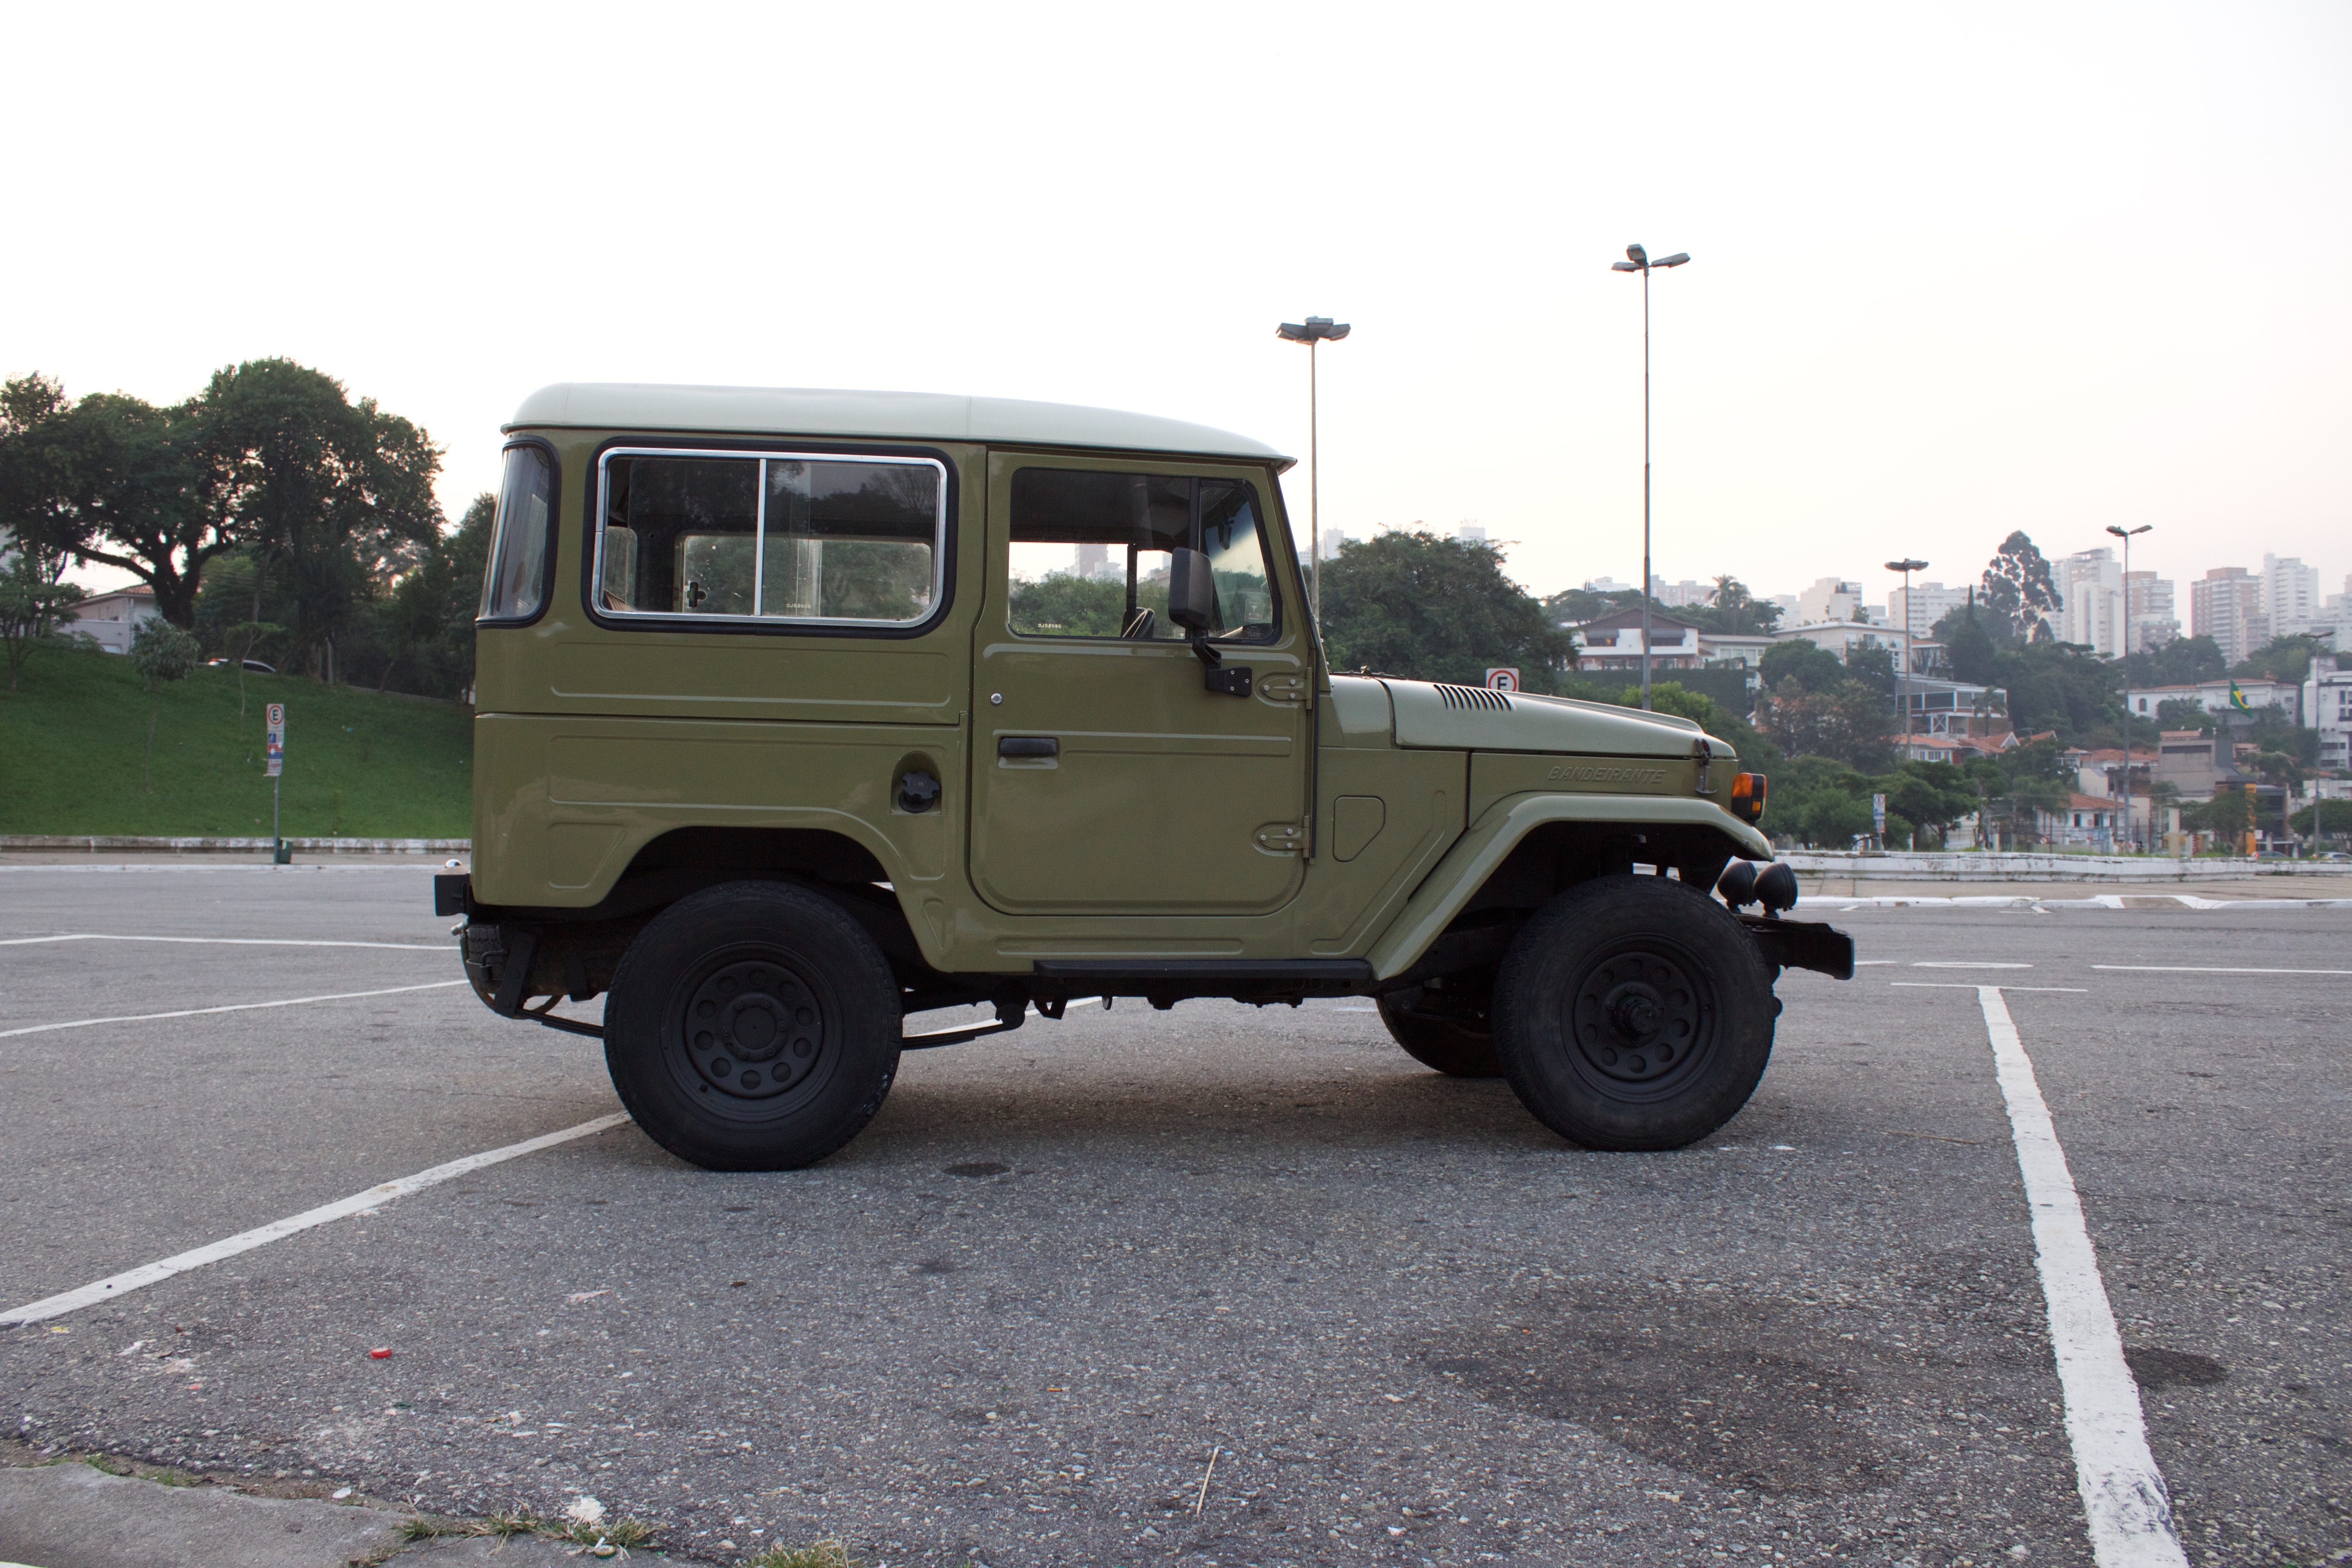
[1277, 316, 1351, 623]
[2107, 523, 2153, 851]
[1612, 244, 1689, 710]
[1885, 558, 1929, 746]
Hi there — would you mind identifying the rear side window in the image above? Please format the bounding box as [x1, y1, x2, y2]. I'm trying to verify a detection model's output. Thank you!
[1009, 469, 1278, 642]
[595, 449, 945, 626]
[479, 444, 556, 621]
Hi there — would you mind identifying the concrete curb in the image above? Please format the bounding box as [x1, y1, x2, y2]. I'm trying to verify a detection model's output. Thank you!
[0, 1461, 697, 1567]
[0, 836, 470, 856]
[1779, 850, 2342, 882]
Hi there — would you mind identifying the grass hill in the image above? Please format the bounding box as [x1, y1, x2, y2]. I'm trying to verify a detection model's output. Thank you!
[0, 645, 471, 838]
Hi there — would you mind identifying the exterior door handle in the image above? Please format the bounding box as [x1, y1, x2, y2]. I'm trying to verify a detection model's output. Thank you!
[998, 736, 1059, 758]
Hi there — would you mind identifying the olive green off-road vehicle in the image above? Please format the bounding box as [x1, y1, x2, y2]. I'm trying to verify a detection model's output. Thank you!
[440, 385, 1852, 1171]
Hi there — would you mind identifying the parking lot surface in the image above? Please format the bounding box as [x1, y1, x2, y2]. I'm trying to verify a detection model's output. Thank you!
[2, 861, 2345, 1567]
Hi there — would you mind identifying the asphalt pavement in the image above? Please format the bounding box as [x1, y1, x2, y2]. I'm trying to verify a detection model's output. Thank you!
[0, 860, 2344, 1568]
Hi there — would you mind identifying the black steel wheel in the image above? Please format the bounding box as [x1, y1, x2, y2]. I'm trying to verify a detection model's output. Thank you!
[1493, 875, 1776, 1151]
[1377, 982, 1503, 1078]
[604, 882, 901, 1171]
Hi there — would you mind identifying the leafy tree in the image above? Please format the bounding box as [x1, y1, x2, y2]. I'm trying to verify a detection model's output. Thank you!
[1843, 642, 1896, 701]
[2185, 786, 2253, 845]
[129, 617, 201, 793]
[1980, 531, 2060, 642]
[2288, 799, 2352, 838]
[1932, 599, 1999, 685]
[2156, 697, 2213, 733]
[1754, 677, 1891, 772]
[1009, 573, 1126, 636]
[0, 549, 85, 691]
[2120, 634, 2224, 688]
[1321, 531, 1574, 689]
[2231, 633, 2329, 686]
[185, 359, 443, 681]
[1757, 639, 1846, 694]
[1703, 575, 1780, 635]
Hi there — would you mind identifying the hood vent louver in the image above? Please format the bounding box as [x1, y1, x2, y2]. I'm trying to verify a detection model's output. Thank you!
[1434, 683, 1513, 712]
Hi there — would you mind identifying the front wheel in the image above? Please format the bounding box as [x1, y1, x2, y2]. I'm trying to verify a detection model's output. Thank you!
[604, 882, 902, 1171]
[1492, 875, 1775, 1152]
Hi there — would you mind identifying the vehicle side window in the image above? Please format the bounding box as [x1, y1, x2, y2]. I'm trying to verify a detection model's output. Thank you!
[597, 450, 944, 625]
[1007, 468, 1278, 642]
[480, 444, 556, 621]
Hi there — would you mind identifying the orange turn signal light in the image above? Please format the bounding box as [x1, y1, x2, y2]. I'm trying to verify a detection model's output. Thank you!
[1729, 772, 1767, 822]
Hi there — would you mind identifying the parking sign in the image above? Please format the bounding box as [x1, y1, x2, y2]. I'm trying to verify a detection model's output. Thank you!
[1485, 668, 1520, 692]
[265, 704, 285, 778]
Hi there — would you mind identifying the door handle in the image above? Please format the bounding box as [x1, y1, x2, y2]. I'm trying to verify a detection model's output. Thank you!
[998, 736, 1059, 758]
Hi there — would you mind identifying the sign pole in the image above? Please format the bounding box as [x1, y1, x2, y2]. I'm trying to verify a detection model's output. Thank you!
[265, 703, 289, 865]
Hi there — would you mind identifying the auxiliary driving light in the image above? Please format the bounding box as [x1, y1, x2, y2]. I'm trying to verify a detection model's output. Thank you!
[1729, 772, 1767, 822]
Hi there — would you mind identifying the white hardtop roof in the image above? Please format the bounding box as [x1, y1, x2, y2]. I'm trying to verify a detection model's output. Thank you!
[507, 383, 1292, 466]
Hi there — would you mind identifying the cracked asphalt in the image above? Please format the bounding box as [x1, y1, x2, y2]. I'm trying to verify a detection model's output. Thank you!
[0, 860, 2344, 1566]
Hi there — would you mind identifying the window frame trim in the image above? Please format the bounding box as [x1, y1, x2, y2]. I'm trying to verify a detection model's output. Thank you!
[580, 437, 958, 638]
[1004, 464, 1284, 647]
[475, 437, 564, 628]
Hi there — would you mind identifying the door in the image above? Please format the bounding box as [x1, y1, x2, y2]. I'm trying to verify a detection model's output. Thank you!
[970, 454, 1312, 915]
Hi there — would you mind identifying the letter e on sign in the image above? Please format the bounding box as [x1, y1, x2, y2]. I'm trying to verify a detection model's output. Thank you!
[265, 704, 286, 778]
[1485, 668, 1520, 692]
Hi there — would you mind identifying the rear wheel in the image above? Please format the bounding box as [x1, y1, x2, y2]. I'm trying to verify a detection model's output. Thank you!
[1493, 875, 1775, 1151]
[604, 882, 901, 1171]
[1377, 982, 1503, 1078]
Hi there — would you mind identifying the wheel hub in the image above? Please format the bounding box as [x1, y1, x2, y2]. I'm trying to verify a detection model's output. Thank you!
[1574, 952, 1702, 1083]
[685, 961, 823, 1099]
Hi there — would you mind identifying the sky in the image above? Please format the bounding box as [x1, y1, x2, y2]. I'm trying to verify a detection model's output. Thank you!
[9, 1, 2348, 611]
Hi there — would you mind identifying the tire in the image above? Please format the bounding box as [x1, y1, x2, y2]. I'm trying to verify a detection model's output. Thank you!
[604, 882, 902, 1171]
[1492, 875, 1775, 1152]
[1377, 990, 1504, 1078]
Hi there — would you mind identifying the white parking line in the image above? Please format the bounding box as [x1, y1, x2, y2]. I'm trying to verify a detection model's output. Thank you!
[0, 981, 470, 1039]
[1975, 985, 2187, 1567]
[1914, 961, 2034, 969]
[0, 933, 447, 951]
[2091, 964, 2352, 976]
[0, 1113, 633, 1327]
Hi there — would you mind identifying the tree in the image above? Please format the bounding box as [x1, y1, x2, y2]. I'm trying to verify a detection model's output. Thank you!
[2121, 634, 2224, 689]
[129, 617, 201, 793]
[1321, 531, 1575, 689]
[1754, 677, 1892, 771]
[1009, 573, 1125, 636]
[1932, 600, 1999, 685]
[1981, 531, 2061, 642]
[0, 549, 85, 691]
[2231, 633, 2328, 686]
[184, 359, 443, 681]
[1757, 639, 1846, 694]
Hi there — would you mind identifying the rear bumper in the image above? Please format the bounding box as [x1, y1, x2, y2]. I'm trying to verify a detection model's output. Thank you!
[1740, 915, 1855, 980]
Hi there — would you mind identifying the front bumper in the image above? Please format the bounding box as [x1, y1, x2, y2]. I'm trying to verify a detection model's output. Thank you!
[1740, 915, 1855, 980]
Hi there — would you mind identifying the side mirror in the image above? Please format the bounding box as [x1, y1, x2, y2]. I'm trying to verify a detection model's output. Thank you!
[1166, 547, 1214, 632]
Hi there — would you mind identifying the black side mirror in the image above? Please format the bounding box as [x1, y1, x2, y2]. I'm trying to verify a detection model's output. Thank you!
[1166, 548, 1214, 632]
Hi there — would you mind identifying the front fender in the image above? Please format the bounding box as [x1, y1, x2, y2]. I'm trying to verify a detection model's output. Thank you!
[1363, 793, 1772, 981]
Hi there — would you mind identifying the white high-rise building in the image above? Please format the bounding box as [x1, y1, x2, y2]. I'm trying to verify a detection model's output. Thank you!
[1886, 580, 1970, 640]
[2056, 547, 2127, 657]
[1796, 576, 1864, 624]
[2190, 568, 2269, 666]
[1456, 522, 1487, 544]
[2263, 553, 2323, 637]
[2124, 571, 2178, 651]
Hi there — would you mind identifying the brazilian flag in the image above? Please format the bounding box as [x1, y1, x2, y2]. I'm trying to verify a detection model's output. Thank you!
[2229, 680, 2253, 714]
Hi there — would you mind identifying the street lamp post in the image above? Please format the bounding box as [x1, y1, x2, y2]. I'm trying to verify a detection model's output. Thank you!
[1885, 558, 1929, 753]
[1276, 316, 1351, 625]
[1612, 244, 1689, 710]
[2107, 523, 2153, 851]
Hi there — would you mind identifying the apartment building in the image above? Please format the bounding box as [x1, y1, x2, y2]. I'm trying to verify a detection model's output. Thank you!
[2306, 652, 2352, 772]
[2124, 570, 2179, 651]
[2190, 568, 2270, 666]
[2263, 554, 2322, 637]
[1886, 580, 1970, 640]
[2056, 547, 2127, 657]
[1795, 576, 1864, 625]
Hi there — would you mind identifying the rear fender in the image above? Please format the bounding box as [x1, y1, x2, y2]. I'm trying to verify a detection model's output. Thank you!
[1364, 793, 1771, 980]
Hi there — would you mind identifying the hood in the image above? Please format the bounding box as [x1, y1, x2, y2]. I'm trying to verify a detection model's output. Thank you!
[1380, 679, 1735, 760]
